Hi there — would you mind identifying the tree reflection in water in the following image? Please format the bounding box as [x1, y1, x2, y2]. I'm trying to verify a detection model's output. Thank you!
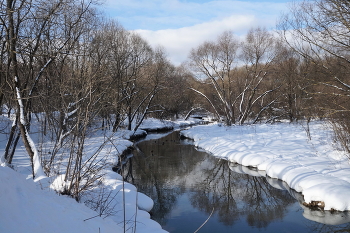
[120, 131, 350, 232]
[188, 159, 295, 229]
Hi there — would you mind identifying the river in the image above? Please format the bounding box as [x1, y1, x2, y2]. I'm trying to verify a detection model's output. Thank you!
[121, 131, 350, 233]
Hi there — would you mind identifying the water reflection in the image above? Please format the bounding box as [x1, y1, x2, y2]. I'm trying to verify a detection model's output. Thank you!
[121, 131, 350, 232]
[231, 163, 350, 226]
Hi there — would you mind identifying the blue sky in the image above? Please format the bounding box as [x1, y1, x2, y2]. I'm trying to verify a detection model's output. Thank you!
[100, 0, 297, 65]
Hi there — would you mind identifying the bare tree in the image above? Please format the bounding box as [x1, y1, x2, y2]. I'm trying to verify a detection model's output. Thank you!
[278, 0, 350, 154]
[0, 0, 98, 178]
[189, 31, 239, 125]
[238, 27, 281, 124]
[188, 29, 281, 125]
[154, 65, 194, 119]
[91, 23, 158, 131]
[278, 0, 350, 101]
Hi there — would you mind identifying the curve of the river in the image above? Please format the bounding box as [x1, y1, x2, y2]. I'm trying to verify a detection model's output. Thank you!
[121, 131, 350, 233]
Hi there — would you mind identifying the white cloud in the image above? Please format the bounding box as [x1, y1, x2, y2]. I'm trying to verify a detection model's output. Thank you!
[100, 0, 292, 65]
[102, 0, 288, 30]
[136, 14, 262, 65]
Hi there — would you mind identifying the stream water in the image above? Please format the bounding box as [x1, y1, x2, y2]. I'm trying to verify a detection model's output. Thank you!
[122, 131, 350, 233]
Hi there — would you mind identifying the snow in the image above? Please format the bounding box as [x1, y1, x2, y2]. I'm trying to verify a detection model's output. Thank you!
[181, 121, 350, 211]
[0, 116, 199, 233]
[0, 166, 122, 233]
[3, 114, 350, 232]
[230, 163, 350, 225]
[137, 117, 200, 132]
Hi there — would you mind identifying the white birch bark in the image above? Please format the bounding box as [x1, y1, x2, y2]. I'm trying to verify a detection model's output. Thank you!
[15, 79, 46, 180]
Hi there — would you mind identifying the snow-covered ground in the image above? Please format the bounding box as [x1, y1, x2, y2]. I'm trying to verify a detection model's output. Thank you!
[180, 121, 350, 211]
[0, 117, 199, 233]
[2, 116, 350, 232]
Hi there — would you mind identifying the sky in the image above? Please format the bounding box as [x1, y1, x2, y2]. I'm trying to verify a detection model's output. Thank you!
[99, 0, 296, 65]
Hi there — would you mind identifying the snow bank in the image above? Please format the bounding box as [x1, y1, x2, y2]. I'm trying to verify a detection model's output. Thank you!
[139, 117, 200, 132]
[0, 115, 203, 233]
[181, 122, 350, 211]
[229, 163, 350, 225]
[0, 115, 169, 233]
[0, 166, 122, 233]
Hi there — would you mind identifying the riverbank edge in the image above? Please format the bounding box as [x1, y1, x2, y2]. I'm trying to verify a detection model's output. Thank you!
[179, 122, 350, 213]
[0, 117, 201, 233]
[106, 119, 203, 230]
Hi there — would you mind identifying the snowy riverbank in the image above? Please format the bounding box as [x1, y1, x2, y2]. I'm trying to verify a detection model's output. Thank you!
[180, 121, 350, 211]
[3, 117, 349, 232]
[0, 117, 199, 233]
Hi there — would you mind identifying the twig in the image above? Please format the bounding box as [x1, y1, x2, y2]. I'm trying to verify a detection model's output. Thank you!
[83, 214, 100, 221]
[194, 207, 214, 233]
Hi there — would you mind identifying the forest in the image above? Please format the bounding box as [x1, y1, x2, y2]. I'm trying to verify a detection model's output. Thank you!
[1, 0, 350, 199]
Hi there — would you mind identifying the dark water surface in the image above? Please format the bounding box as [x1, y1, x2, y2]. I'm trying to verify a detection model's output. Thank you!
[123, 131, 350, 233]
